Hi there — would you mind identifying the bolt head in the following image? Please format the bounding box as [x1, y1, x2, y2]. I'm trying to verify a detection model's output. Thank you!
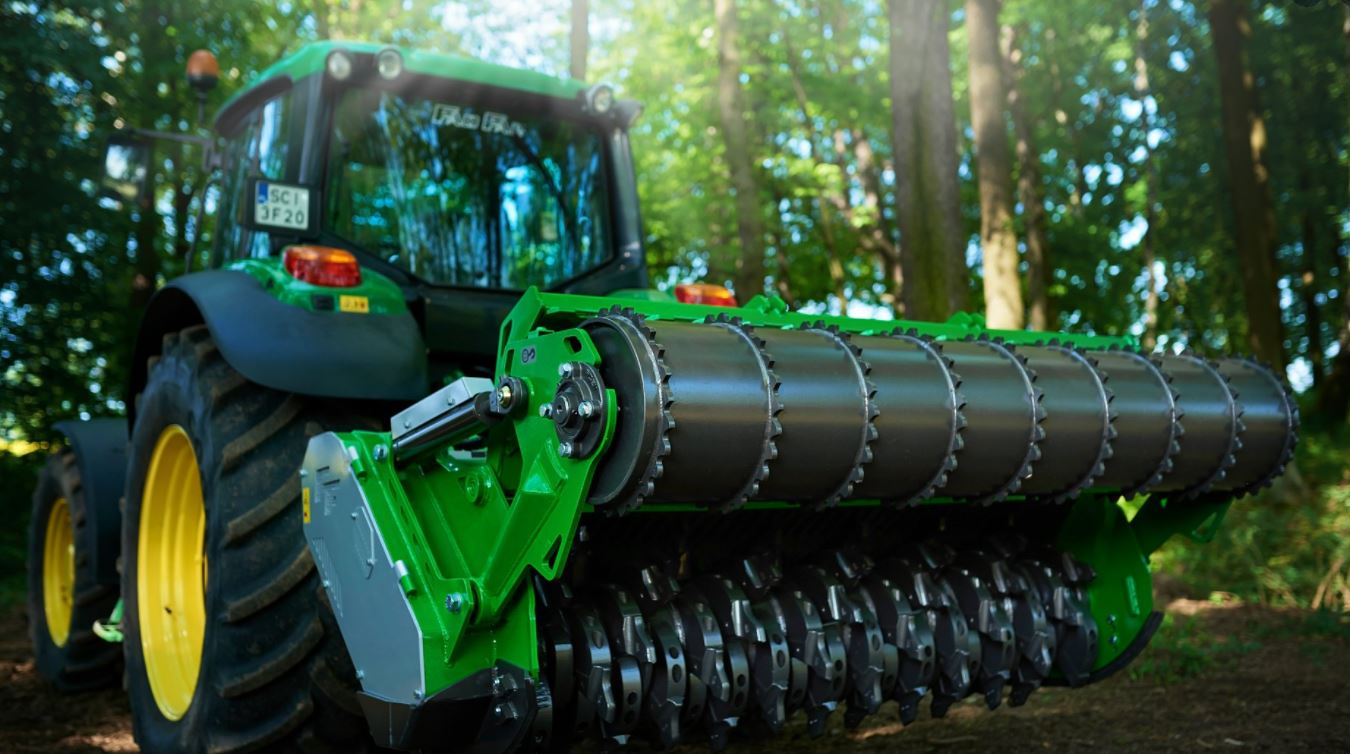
[559, 362, 574, 376]
[496, 383, 513, 407]
[577, 400, 594, 418]
[446, 593, 464, 613]
[373, 444, 388, 461]
[558, 441, 574, 458]
[539, 403, 553, 418]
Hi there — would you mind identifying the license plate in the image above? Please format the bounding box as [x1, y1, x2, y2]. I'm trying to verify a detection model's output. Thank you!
[254, 181, 310, 231]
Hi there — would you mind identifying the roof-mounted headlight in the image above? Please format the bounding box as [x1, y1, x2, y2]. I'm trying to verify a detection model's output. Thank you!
[326, 50, 353, 81]
[585, 83, 615, 115]
[377, 48, 403, 80]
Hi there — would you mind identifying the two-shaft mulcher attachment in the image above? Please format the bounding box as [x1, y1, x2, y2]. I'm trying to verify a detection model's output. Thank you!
[302, 290, 1298, 752]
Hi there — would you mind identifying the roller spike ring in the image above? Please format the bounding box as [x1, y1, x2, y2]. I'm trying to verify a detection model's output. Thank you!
[596, 306, 677, 515]
[882, 330, 967, 507]
[800, 322, 878, 508]
[704, 313, 784, 512]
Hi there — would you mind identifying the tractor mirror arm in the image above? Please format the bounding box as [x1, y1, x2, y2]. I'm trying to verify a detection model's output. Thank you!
[126, 127, 212, 150]
[185, 170, 222, 273]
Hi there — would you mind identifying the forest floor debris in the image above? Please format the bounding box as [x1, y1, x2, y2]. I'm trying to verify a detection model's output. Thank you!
[1, 599, 1347, 753]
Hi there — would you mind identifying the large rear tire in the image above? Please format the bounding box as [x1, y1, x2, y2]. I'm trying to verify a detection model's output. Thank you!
[26, 449, 122, 691]
[123, 324, 381, 753]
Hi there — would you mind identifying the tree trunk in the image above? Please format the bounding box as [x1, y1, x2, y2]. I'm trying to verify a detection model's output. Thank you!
[314, 0, 331, 38]
[780, 33, 846, 310]
[130, 0, 164, 314]
[887, 0, 969, 321]
[1001, 23, 1051, 330]
[966, 0, 1023, 329]
[1044, 28, 1089, 217]
[714, 0, 766, 301]
[1209, 0, 1284, 368]
[1316, 5, 1350, 419]
[768, 197, 798, 309]
[854, 132, 903, 313]
[569, 0, 589, 81]
[1299, 194, 1323, 388]
[1133, 1, 1160, 349]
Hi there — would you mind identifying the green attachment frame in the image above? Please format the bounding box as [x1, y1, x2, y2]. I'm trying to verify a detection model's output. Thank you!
[1057, 494, 1233, 668]
[323, 319, 615, 694]
[498, 288, 1136, 358]
[321, 289, 1211, 705]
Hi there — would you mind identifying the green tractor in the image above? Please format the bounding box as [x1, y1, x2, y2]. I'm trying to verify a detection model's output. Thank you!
[28, 41, 1298, 753]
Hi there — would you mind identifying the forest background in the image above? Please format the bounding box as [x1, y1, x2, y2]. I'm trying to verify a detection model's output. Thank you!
[2, 0, 1349, 611]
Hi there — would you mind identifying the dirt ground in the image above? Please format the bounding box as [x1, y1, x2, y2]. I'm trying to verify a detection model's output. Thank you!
[2, 599, 1348, 753]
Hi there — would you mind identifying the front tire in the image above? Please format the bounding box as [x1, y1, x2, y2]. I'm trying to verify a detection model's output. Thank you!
[123, 324, 379, 753]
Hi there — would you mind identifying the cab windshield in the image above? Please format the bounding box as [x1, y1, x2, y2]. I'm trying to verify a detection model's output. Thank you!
[324, 87, 611, 289]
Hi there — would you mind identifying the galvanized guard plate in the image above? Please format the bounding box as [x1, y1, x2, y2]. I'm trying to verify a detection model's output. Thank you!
[303, 431, 426, 705]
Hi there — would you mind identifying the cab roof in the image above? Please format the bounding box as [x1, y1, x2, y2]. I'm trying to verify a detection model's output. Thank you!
[216, 41, 590, 126]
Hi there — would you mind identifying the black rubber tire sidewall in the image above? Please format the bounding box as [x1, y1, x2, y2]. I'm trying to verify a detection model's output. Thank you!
[123, 333, 219, 752]
[26, 451, 122, 691]
[123, 327, 376, 753]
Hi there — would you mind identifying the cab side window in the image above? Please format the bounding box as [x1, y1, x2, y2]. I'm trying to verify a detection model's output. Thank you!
[211, 94, 293, 262]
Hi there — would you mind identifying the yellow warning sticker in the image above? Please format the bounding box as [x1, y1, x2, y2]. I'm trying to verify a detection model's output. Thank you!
[302, 486, 311, 523]
[339, 295, 370, 314]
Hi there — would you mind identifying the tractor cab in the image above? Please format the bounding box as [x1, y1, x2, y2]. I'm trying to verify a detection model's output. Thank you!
[110, 42, 652, 382]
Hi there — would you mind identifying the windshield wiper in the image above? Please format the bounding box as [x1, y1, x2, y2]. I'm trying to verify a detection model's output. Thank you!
[510, 133, 582, 257]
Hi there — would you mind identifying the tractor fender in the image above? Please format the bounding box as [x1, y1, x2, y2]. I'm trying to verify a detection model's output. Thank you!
[52, 418, 128, 589]
[128, 269, 428, 424]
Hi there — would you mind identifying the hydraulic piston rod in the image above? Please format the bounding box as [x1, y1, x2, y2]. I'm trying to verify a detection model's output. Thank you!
[390, 376, 527, 463]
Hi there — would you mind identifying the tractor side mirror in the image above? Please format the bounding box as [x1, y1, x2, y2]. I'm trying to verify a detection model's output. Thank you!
[100, 135, 152, 205]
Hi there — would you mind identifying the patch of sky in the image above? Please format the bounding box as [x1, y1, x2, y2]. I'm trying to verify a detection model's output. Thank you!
[1287, 357, 1312, 393]
[965, 237, 981, 268]
[1118, 215, 1148, 249]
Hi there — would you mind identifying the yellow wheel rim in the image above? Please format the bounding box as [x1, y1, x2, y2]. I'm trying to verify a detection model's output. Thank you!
[138, 424, 208, 722]
[42, 497, 75, 647]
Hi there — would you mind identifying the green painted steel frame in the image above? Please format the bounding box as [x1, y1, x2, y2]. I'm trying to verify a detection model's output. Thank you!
[331, 288, 1235, 699]
[327, 317, 615, 694]
[499, 288, 1137, 354]
[1056, 495, 1233, 668]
